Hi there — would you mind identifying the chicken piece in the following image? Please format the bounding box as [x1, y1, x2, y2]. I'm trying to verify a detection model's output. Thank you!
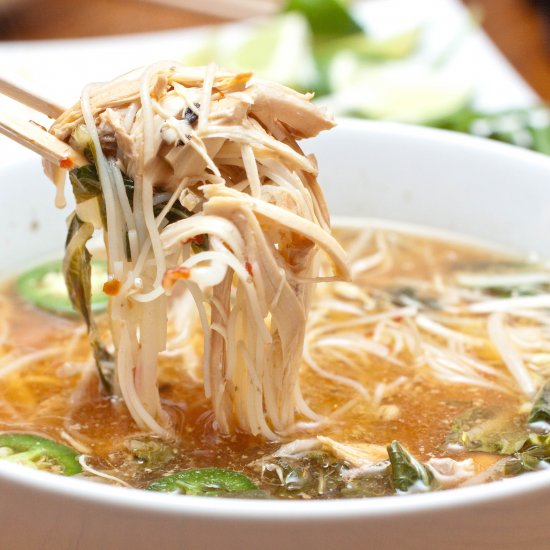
[248, 80, 335, 139]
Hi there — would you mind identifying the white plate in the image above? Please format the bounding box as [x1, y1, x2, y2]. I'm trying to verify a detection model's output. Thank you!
[0, 0, 538, 165]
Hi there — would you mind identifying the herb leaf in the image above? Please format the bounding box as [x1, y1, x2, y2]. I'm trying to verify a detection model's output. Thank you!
[387, 441, 433, 493]
[64, 214, 95, 328]
[390, 285, 441, 310]
[69, 163, 192, 227]
[125, 436, 177, 468]
[69, 164, 103, 203]
[259, 451, 348, 498]
[504, 434, 550, 476]
[434, 106, 550, 157]
[529, 381, 550, 425]
[447, 408, 528, 454]
[64, 213, 113, 391]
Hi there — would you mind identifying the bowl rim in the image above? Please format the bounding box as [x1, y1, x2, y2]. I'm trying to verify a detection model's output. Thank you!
[332, 116, 550, 170]
[2, 459, 550, 520]
[5, 115, 550, 171]
[3, 118, 550, 519]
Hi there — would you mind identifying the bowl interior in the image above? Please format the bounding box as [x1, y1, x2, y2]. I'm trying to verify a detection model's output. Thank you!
[2, 119, 550, 544]
[316, 119, 550, 258]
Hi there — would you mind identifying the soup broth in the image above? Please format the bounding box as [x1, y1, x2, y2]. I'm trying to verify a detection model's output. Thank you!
[0, 224, 546, 499]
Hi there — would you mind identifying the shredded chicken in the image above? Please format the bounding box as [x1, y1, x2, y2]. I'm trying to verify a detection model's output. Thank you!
[46, 62, 347, 438]
[316, 436, 387, 468]
[426, 457, 475, 488]
[254, 437, 387, 470]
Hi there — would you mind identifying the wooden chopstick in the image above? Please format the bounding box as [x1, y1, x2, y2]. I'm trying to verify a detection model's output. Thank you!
[0, 76, 64, 120]
[0, 112, 86, 169]
[0, 74, 86, 168]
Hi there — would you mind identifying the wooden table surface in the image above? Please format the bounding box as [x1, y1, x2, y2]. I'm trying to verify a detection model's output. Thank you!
[0, 0, 549, 100]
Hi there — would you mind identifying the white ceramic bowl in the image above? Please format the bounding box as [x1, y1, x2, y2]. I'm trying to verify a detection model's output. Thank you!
[2, 119, 550, 550]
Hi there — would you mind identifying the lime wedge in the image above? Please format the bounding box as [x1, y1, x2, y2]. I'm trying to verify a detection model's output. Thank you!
[232, 13, 315, 89]
[184, 14, 317, 90]
[326, 61, 473, 125]
[318, 26, 422, 61]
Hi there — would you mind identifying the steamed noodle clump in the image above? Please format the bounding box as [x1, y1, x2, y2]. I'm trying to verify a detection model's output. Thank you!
[44, 62, 348, 438]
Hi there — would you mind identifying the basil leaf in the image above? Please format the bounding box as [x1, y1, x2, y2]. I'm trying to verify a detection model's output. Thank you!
[529, 381, 550, 425]
[69, 164, 103, 203]
[259, 451, 348, 498]
[70, 163, 192, 227]
[125, 436, 177, 468]
[64, 213, 113, 391]
[387, 441, 433, 493]
[447, 407, 528, 455]
[504, 433, 550, 476]
[157, 202, 192, 225]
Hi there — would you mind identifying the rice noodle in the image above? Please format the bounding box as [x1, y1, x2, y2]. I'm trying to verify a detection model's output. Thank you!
[468, 294, 550, 313]
[416, 314, 485, 346]
[47, 63, 342, 438]
[78, 455, 132, 487]
[487, 312, 536, 397]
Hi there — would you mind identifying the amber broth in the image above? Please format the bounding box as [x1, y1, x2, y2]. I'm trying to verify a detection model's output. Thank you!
[0, 226, 528, 494]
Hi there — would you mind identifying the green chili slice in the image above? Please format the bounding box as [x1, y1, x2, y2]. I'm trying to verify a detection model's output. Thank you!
[17, 259, 108, 316]
[0, 433, 82, 476]
[147, 467, 258, 496]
